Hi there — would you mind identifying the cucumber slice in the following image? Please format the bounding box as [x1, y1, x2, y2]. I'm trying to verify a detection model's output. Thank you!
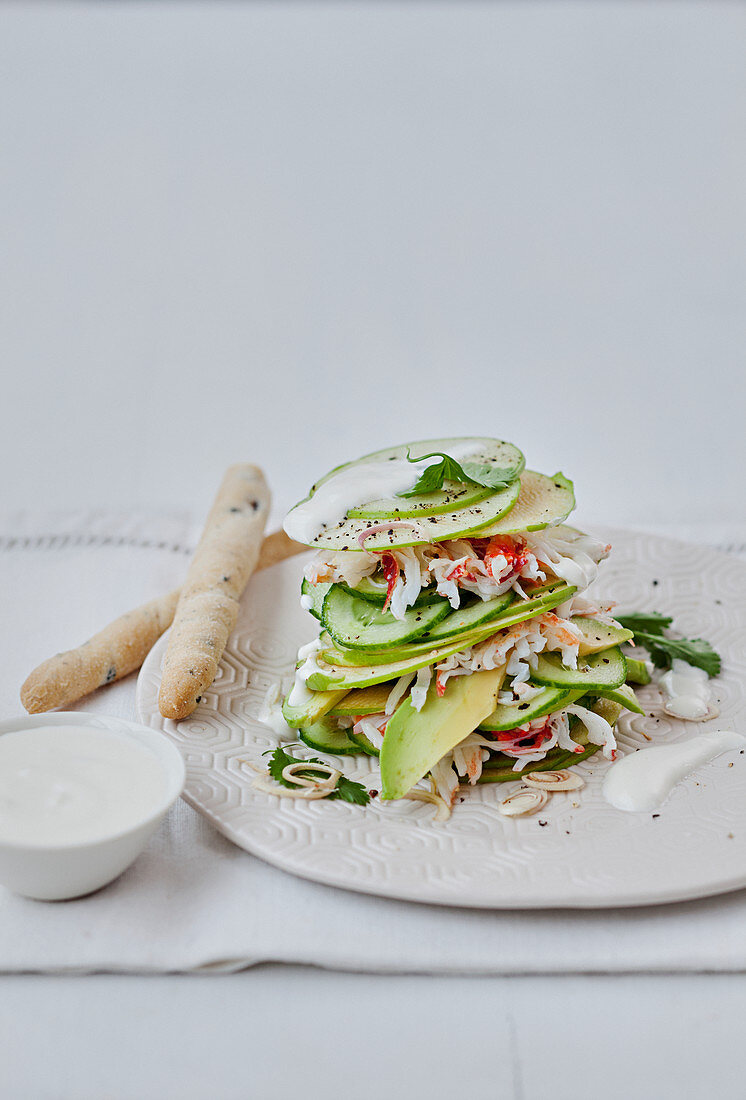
[321, 586, 450, 651]
[339, 574, 444, 608]
[328, 683, 397, 716]
[307, 479, 522, 552]
[281, 686, 350, 728]
[478, 686, 586, 732]
[300, 578, 330, 621]
[347, 728, 380, 756]
[348, 481, 495, 519]
[299, 716, 359, 755]
[416, 592, 514, 644]
[475, 471, 575, 536]
[531, 647, 627, 691]
[573, 617, 634, 655]
[307, 635, 473, 691]
[590, 682, 644, 715]
[318, 582, 576, 667]
[478, 740, 601, 782]
[477, 701, 621, 783]
[625, 657, 652, 685]
[308, 584, 577, 691]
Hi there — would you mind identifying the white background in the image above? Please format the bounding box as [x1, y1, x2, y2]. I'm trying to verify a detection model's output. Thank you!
[2, 3, 746, 1097]
[2, 1, 744, 530]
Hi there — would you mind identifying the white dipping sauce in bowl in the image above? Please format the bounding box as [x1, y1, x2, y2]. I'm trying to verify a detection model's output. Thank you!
[0, 714, 185, 900]
[0, 726, 168, 846]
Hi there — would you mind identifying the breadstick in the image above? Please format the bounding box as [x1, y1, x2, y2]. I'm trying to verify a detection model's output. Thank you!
[20, 528, 305, 714]
[21, 589, 182, 714]
[158, 464, 271, 720]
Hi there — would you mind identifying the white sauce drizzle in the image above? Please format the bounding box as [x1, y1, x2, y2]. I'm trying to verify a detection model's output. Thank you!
[283, 443, 478, 544]
[655, 659, 712, 720]
[602, 730, 744, 812]
[0, 726, 168, 846]
[257, 684, 293, 739]
[287, 638, 326, 707]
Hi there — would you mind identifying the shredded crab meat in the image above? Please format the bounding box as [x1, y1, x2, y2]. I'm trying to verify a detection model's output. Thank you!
[425, 698, 602, 802]
[304, 526, 610, 621]
[352, 714, 387, 751]
[385, 672, 415, 715]
[431, 612, 584, 696]
[553, 593, 620, 625]
[410, 665, 433, 711]
[523, 529, 610, 591]
[565, 703, 618, 760]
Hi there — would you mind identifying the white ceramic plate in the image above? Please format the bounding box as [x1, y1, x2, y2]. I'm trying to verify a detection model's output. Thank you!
[136, 528, 746, 908]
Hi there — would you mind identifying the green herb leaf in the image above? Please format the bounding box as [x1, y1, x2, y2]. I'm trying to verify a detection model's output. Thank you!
[616, 612, 673, 636]
[263, 746, 370, 805]
[334, 775, 371, 805]
[634, 631, 721, 677]
[460, 461, 516, 490]
[398, 450, 513, 498]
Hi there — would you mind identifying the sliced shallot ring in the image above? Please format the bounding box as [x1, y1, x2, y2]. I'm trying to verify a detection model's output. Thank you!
[402, 789, 451, 822]
[357, 521, 430, 548]
[281, 761, 340, 788]
[663, 703, 720, 723]
[523, 769, 585, 792]
[251, 775, 333, 800]
[498, 786, 550, 817]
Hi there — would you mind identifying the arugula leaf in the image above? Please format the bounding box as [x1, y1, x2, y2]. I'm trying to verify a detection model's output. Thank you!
[616, 612, 673, 636]
[397, 450, 514, 498]
[263, 746, 370, 805]
[634, 631, 721, 677]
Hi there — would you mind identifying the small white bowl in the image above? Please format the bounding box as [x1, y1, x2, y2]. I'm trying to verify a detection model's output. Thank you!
[0, 713, 185, 901]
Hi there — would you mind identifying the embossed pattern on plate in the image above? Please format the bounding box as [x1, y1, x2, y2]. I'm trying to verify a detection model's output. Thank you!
[136, 529, 746, 908]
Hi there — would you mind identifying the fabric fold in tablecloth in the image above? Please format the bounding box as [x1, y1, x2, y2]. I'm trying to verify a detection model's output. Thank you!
[2, 511, 746, 976]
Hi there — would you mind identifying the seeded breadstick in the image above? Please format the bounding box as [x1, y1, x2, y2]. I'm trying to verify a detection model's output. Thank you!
[158, 464, 271, 721]
[20, 528, 305, 714]
[21, 589, 182, 714]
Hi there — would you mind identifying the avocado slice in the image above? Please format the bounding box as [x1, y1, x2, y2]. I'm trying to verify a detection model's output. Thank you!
[573, 617, 634, 655]
[327, 683, 397, 716]
[281, 686, 350, 728]
[380, 666, 505, 800]
[624, 657, 652, 685]
[589, 681, 644, 714]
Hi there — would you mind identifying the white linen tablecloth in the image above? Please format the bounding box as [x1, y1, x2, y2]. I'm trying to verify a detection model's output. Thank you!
[2, 510, 746, 975]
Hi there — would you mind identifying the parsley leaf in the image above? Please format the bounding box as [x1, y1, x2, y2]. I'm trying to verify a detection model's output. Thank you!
[634, 632, 721, 677]
[397, 450, 514, 498]
[617, 612, 722, 677]
[334, 774, 371, 805]
[263, 745, 370, 805]
[616, 612, 673, 636]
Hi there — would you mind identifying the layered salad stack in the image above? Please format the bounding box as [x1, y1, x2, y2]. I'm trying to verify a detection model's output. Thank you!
[281, 438, 644, 812]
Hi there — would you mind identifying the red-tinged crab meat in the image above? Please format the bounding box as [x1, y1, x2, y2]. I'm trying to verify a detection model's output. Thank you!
[380, 553, 400, 612]
[444, 560, 476, 583]
[436, 671, 448, 697]
[484, 536, 527, 579]
[489, 721, 553, 754]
